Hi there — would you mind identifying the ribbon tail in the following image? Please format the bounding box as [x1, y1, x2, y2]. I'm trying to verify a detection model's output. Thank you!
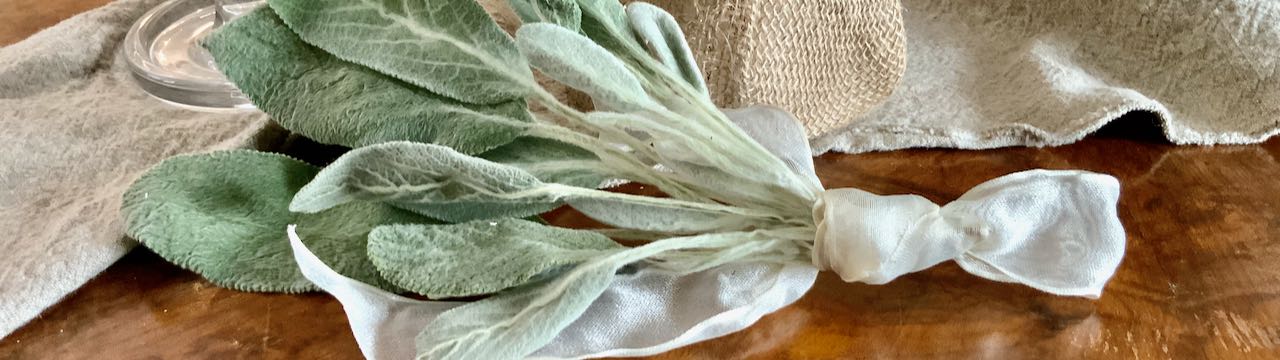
[946, 170, 1126, 298]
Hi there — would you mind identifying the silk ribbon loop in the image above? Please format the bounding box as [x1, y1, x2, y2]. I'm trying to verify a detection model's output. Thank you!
[812, 169, 1126, 298]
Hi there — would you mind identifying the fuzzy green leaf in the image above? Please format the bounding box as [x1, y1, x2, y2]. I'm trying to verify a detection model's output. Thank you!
[480, 136, 605, 189]
[507, 0, 581, 30]
[567, 198, 757, 234]
[289, 141, 559, 221]
[516, 23, 656, 112]
[206, 8, 531, 154]
[268, 0, 535, 104]
[573, 0, 631, 52]
[291, 142, 770, 228]
[121, 150, 436, 293]
[415, 231, 747, 359]
[368, 219, 621, 298]
[626, 2, 707, 94]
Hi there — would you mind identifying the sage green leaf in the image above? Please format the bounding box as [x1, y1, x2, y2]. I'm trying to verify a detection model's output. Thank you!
[289, 141, 559, 222]
[206, 8, 531, 154]
[292, 141, 775, 227]
[368, 220, 622, 298]
[417, 262, 615, 359]
[573, 0, 631, 52]
[567, 198, 758, 234]
[481, 136, 605, 189]
[415, 232, 745, 359]
[516, 23, 656, 112]
[507, 0, 581, 30]
[268, 0, 535, 104]
[625, 2, 707, 94]
[121, 150, 435, 293]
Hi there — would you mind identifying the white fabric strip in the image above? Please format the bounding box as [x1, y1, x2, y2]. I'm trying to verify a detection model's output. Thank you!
[812, 170, 1126, 298]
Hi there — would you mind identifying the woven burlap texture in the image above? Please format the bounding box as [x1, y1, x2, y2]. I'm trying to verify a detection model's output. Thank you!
[637, 0, 906, 138]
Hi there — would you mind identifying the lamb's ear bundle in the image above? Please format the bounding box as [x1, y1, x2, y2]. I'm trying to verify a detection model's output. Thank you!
[122, 1, 1124, 359]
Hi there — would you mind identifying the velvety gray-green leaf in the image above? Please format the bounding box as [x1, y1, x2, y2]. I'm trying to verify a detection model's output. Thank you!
[368, 220, 621, 298]
[388, 137, 608, 222]
[291, 142, 766, 226]
[289, 141, 558, 221]
[206, 8, 530, 154]
[121, 150, 435, 293]
[414, 232, 744, 359]
[416, 263, 615, 359]
[481, 136, 606, 189]
[516, 23, 655, 112]
[567, 197, 758, 234]
[626, 2, 707, 94]
[268, 0, 534, 104]
[507, 0, 581, 31]
[573, 0, 632, 52]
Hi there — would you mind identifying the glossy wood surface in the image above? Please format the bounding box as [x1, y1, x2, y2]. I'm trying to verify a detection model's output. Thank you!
[3, 6, 1279, 360]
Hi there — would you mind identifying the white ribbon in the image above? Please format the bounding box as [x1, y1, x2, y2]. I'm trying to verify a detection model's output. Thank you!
[284, 105, 1125, 359]
[811, 170, 1125, 298]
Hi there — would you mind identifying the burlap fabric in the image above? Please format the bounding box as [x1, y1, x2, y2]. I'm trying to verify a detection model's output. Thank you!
[643, 0, 906, 138]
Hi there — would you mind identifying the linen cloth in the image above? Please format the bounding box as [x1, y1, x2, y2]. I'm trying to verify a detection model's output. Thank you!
[814, 0, 1280, 152]
[0, 0, 271, 337]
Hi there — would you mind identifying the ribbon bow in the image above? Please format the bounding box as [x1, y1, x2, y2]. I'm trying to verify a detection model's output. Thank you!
[811, 170, 1125, 298]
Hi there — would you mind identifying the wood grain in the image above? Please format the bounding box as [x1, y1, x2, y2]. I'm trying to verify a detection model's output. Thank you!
[0, 0, 114, 46]
[3, 4, 1279, 360]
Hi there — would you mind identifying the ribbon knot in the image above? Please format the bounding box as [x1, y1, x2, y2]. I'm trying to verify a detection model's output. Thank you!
[812, 169, 1126, 298]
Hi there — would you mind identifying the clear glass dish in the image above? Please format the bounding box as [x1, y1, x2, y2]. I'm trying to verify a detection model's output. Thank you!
[123, 0, 263, 111]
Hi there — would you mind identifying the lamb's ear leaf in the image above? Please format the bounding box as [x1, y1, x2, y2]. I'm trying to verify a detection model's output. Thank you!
[121, 150, 436, 293]
[567, 197, 758, 234]
[625, 2, 707, 94]
[480, 136, 607, 189]
[288, 141, 560, 222]
[415, 251, 620, 359]
[414, 232, 745, 359]
[268, 0, 535, 104]
[507, 0, 582, 31]
[368, 220, 622, 298]
[516, 23, 656, 112]
[291, 141, 757, 227]
[206, 8, 531, 155]
[573, 0, 633, 53]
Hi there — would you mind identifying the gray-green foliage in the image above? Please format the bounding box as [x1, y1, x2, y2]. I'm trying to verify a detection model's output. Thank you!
[205, 8, 532, 154]
[414, 231, 778, 359]
[625, 2, 707, 94]
[507, 0, 582, 30]
[567, 198, 757, 234]
[121, 150, 435, 293]
[572, 0, 633, 53]
[368, 220, 622, 298]
[479, 136, 605, 189]
[291, 141, 786, 226]
[516, 23, 656, 112]
[289, 141, 560, 222]
[124, 1, 829, 359]
[268, 0, 536, 104]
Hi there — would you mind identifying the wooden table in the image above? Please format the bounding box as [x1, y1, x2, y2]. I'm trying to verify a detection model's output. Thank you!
[3, 3, 1279, 359]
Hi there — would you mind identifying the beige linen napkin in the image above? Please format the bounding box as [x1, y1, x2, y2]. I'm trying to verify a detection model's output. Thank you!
[0, 0, 272, 337]
[813, 0, 1280, 152]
